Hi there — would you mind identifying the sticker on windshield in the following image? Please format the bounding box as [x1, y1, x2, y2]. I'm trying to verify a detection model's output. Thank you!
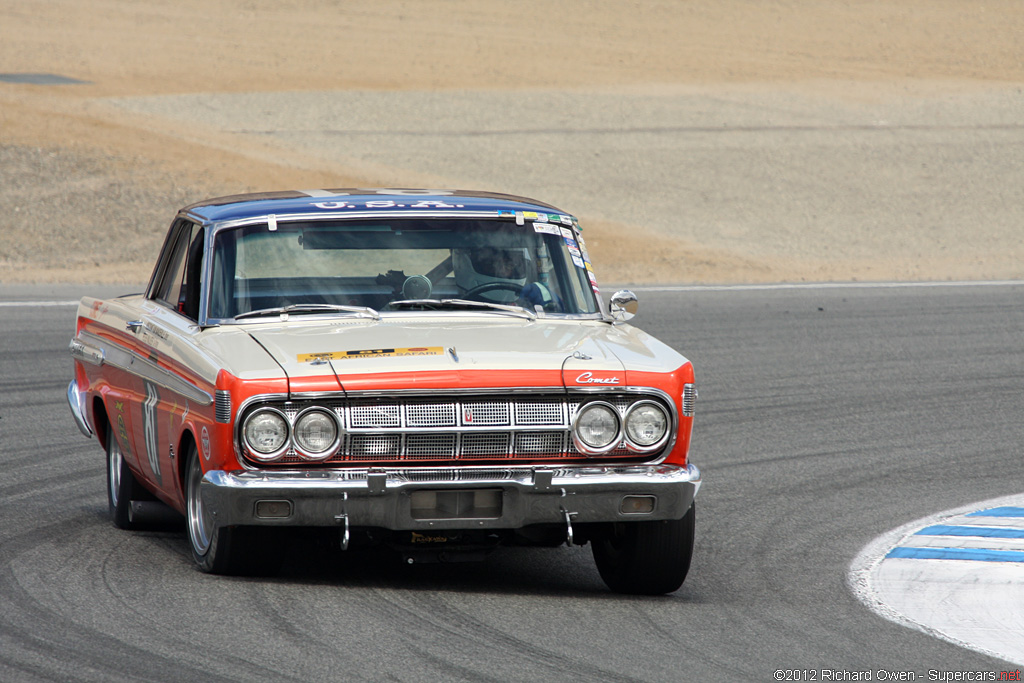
[572, 255, 585, 268]
[577, 236, 590, 260]
[299, 347, 444, 363]
[533, 222, 561, 235]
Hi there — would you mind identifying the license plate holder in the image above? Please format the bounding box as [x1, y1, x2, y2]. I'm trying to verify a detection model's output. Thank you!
[409, 489, 503, 520]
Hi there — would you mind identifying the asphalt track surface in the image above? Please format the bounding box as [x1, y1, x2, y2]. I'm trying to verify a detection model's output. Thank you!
[2, 283, 1021, 682]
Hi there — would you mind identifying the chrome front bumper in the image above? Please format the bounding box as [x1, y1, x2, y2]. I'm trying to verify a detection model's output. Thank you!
[200, 463, 701, 531]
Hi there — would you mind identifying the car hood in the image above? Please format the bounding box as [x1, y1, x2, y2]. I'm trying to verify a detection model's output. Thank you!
[241, 315, 686, 393]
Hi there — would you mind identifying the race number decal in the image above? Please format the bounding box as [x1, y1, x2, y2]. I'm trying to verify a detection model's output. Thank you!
[142, 381, 162, 484]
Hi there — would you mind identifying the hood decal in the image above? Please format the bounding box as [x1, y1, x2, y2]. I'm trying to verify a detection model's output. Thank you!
[299, 346, 444, 363]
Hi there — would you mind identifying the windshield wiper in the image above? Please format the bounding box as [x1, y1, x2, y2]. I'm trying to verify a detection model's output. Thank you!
[388, 298, 535, 320]
[234, 303, 380, 321]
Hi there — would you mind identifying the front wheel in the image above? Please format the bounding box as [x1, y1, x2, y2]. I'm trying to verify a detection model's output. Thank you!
[186, 445, 243, 574]
[592, 503, 695, 595]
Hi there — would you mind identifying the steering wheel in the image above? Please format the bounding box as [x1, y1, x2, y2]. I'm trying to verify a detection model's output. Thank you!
[462, 281, 522, 301]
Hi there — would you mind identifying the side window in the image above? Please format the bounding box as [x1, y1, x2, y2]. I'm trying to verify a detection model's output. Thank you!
[152, 222, 204, 319]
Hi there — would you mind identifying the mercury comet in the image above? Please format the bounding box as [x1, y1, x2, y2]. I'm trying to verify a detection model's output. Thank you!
[67, 189, 700, 594]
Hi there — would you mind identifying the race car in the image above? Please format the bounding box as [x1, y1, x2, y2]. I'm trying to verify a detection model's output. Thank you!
[67, 189, 700, 594]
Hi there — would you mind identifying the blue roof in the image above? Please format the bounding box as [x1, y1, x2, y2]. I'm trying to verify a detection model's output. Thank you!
[181, 189, 571, 225]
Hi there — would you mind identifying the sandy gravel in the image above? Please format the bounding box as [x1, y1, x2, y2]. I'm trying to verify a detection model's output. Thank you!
[1, 1, 1022, 285]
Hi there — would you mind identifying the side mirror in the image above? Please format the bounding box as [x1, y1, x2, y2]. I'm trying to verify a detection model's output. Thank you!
[609, 290, 639, 322]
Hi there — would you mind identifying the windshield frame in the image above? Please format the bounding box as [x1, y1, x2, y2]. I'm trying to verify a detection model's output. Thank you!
[196, 211, 607, 326]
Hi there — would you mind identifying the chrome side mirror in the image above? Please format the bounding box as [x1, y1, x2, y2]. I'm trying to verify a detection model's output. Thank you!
[609, 290, 638, 322]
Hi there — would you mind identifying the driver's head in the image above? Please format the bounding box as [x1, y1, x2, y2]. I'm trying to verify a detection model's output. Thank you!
[473, 247, 525, 279]
[453, 247, 529, 295]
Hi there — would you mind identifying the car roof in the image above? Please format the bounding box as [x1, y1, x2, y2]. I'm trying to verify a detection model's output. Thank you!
[180, 189, 571, 226]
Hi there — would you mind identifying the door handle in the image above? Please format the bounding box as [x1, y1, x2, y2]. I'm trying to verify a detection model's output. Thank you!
[126, 320, 143, 332]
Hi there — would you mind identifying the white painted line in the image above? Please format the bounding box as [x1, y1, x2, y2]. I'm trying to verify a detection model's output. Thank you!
[850, 493, 1024, 666]
[0, 301, 79, 307]
[630, 280, 1024, 293]
[905, 536, 1024, 552]
[3, 280, 1023, 307]
[946, 517, 1024, 530]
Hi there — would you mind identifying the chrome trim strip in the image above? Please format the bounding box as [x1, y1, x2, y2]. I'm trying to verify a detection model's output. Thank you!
[210, 309, 606, 327]
[682, 383, 697, 417]
[215, 390, 232, 423]
[68, 337, 104, 366]
[74, 330, 213, 407]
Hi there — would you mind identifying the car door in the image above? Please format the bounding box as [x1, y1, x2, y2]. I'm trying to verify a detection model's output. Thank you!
[124, 220, 206, 501]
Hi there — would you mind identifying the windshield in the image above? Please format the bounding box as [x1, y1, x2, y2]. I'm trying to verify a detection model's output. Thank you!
[207, 218, 601, 320]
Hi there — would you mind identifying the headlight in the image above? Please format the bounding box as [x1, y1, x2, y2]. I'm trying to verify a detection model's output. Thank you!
[623, 401, 670, 450]
[572, 402, 621, 455]
[242, 408, 289, 461]
[293, 408, 340, 460]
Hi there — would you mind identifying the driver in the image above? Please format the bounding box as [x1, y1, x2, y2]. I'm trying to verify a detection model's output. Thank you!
[453, 247, 529, 301]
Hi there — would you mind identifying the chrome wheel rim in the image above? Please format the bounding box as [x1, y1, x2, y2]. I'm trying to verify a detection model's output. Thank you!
[186, 456, 212, 555]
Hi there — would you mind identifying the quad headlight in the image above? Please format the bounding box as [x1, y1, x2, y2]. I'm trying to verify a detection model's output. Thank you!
[242, 405, 343, 462]
[623, 401, 670, 451]
[572, 402, 621, 455]
[293, 408, 340, 460]
[242, 408, 290, 461]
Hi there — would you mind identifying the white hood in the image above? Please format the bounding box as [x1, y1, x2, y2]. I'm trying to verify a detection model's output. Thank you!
[239, 315, 685, 393]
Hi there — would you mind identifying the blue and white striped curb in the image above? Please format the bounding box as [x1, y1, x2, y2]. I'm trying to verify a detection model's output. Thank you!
[850, 497, 1024, 666]
[885, 507, 1024, 563]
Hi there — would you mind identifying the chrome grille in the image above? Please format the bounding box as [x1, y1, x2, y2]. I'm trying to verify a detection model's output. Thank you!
[461, 432, 511, 457]
[349, 434, 401, 458]
[405, 433, 457, 459]
[515, 432, 564, 456]
[515, 399, 563, 425]
[461, 400, 510, 426]
[241, 393, 673, 466]
[407, 402, 457, 427]
[350, 402, 400, 428]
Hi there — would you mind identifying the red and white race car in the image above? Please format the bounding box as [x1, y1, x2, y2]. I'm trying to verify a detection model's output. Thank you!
[68, 189, 700, 594]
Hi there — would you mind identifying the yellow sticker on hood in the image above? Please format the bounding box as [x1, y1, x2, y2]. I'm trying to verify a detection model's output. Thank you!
[299, 347, 445, 363]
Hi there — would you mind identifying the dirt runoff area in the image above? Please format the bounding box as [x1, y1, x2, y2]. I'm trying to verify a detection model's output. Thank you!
[1, 1, 1023, 286]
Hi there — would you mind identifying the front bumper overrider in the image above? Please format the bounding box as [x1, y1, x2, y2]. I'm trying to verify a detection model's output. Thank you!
[200, 463, 701, 531]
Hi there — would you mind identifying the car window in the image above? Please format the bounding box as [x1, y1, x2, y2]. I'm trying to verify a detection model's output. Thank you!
[153, 222, 203, 318]
[207, 219, 601, 320]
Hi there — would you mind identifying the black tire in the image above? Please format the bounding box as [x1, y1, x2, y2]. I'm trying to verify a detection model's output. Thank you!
[106, 424, 145, 530]
[592, 503, 695, 595]
[185, 444, 244, 574]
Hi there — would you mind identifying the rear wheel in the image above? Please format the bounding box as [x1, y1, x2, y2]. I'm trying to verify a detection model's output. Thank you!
[592, 503, 695, 595]
[106, 424, 145, 529]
